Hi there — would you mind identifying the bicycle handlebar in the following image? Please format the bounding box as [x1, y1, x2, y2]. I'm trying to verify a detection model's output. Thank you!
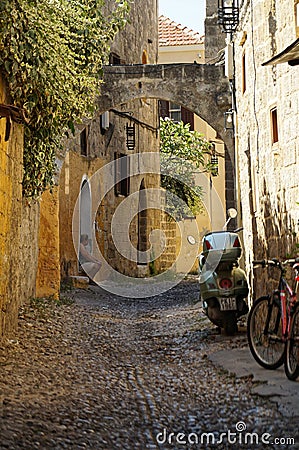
[253, 258, 299, 269]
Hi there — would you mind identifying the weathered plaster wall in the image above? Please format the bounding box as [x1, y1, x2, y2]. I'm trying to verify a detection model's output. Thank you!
[0, 76, 39, 338]
[234, 0, 299, 298]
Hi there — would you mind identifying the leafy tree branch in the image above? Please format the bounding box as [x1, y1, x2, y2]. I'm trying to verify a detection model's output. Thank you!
[160, 118, 216, 219]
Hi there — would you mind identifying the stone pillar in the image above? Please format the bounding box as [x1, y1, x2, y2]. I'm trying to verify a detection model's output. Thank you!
[205, 0, 226, 62]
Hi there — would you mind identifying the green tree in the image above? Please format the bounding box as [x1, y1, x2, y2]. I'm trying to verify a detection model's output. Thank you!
[0, 0, 130, 198]
[160, 117, 215, 219]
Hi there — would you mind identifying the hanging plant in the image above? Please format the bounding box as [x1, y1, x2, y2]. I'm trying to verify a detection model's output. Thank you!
[0, 0, 130, 198]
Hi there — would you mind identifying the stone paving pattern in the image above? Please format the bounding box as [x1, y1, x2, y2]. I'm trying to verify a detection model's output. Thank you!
[0, 279, 298, 449]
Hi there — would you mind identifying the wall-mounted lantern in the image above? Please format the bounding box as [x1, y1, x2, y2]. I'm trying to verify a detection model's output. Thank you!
[209, 143, 219, 177]
[126, 123, 135, 151]
[211, 155, 219, 177]
[218, 0, 239, 35]
[224, 109, 234, 132]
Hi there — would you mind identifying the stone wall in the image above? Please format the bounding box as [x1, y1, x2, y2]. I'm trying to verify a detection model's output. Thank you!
[35, 188, 60, 299]
[205, 0, 226, 63]
[204, 0, 237, 221]
[0, 76, 40, 338]
[234, 0, 299, 298]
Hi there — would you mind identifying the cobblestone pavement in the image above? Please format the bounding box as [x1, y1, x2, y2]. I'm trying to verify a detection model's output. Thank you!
[0, 278, 298, 450]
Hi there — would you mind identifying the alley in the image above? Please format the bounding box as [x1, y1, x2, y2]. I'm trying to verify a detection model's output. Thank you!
[0, 279, 298, 450]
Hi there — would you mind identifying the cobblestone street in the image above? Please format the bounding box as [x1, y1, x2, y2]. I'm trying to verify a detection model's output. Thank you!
[0, 279, 298, 449]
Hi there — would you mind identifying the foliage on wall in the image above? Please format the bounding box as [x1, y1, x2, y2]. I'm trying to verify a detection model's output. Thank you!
[160, 118, 215, 219]
[0, 0, 130, 198]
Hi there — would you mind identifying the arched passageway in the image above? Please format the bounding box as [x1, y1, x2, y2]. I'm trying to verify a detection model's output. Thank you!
[98, 63, 235, 210]
[99, 63, 232, 149]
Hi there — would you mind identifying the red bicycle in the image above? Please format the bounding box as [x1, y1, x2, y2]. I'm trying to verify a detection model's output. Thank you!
[247, 258, 299, 380]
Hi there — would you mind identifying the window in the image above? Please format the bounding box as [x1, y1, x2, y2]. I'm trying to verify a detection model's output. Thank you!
[109, 52, 126, 65]
[159, 100, 169, 119]
[242, 52, 246, 94]
[295, 1, 299, 37]
[109, 52, 121, 65]
[270, 107, 278, 144]
[159, 101, 194, 129]
[169, 103, 181, 122]
[114, 153, 130, 196]
[80, 128, 87, 156]
[181, 107, 194, 130]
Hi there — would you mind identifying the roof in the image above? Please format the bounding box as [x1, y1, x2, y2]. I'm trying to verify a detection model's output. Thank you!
[262, 38, 299, 66]
[159, 15, 204, 47]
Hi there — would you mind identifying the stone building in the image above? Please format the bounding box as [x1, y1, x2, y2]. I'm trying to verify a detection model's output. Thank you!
[213, 0, 299, 296]
[57, 0, 164, 284]
[158, 16, 227, 273]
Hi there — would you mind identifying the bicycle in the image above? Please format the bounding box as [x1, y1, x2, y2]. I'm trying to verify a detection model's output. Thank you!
[247, 258, 299, 380]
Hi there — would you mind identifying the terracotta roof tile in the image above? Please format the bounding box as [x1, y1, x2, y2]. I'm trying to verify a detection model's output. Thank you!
[159, 15, 204, 47]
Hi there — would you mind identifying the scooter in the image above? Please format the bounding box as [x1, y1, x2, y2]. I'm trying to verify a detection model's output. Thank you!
[189, 209, 249, 335]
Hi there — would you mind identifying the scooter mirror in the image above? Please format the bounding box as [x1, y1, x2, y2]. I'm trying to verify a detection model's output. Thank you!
[187, 235, 197, 245]
[227, 208, 238, 219]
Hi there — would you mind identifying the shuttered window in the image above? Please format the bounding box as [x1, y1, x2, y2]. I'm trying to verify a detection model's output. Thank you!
[114, 153, 130, 196]
[271, 107, 278, 144]
[181, 107, 194, 130]
[159, 101, 194, 130]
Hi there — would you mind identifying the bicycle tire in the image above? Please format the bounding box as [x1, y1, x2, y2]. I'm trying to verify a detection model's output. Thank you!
[285, 302, 299, 381]
[247, 296, 285, 369]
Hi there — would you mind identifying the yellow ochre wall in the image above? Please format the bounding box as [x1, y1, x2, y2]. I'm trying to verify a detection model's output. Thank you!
[0, 75, 40, 338]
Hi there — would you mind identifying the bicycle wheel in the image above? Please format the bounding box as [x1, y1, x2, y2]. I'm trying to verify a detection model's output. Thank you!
[247, 296, 285, 369]
[285, 302, 299, 381]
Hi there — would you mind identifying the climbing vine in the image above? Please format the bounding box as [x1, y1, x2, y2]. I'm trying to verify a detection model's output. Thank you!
[0, 0, 130, 198]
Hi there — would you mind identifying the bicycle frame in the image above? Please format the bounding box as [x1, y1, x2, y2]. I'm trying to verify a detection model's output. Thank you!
[279, 275, 297, 340]
[261, 260, 299, 343]
[248, 258, 299, 375]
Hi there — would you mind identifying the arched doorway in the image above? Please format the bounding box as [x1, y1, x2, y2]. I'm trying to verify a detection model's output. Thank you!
[137, 179, 148, 265]
[79, 179, 92, 257]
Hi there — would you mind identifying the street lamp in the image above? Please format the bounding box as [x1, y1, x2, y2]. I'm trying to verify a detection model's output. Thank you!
[218, 0, 239, 35]
[224, 109, 234, 132]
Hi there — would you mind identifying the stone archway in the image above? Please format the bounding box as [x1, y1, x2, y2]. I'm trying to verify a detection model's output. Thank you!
[99, 63, 232, 149]
[99, 63, 236, 211]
